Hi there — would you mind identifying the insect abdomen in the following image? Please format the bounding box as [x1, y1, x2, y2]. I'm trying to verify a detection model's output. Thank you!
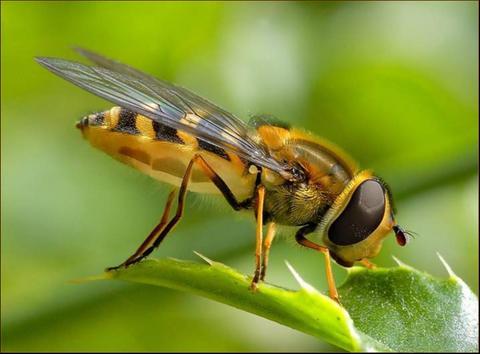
[77, 107, 255, 200]
[80, 107, 234, 156]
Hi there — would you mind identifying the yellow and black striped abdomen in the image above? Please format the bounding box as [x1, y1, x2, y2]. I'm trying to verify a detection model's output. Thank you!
[77, 107, 256, 200]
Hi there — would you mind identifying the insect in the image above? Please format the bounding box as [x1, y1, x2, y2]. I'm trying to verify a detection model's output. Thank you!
[36, 48, 410, 301]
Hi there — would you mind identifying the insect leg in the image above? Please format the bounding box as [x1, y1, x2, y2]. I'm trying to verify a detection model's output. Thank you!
[295, 224, 339, 303]
[106, 189, 176, 271]
[360, 258, 376, 269]
[120, 156, 199, 268]
[250, 185, 265, 290]
[192, 155, 247, 211]
[260, 222, 276, 281]
[109, 154, 248, 269]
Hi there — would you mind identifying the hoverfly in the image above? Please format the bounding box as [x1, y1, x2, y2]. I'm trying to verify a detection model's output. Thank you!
[35, 48, 409, 301]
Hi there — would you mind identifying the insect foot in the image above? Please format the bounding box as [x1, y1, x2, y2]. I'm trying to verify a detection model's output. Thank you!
[249, 273, 260, 292]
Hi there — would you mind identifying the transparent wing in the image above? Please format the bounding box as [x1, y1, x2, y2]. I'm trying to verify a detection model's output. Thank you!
[74, 47, 246, 139]
[35, 51, 291, 177]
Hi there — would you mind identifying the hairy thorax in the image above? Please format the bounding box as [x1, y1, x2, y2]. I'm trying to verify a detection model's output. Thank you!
[257, 127, 357, 227]
[264, 182, 331, 226]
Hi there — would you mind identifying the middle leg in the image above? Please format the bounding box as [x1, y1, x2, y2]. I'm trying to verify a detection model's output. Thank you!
[250, 185, 265, 290]
[260, 222, 276, 281]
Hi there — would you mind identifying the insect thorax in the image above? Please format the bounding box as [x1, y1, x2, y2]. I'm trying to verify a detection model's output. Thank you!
[262, 139, 355, 226]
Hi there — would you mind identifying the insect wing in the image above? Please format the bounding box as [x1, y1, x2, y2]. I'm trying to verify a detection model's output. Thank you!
[35, 53, 290, 177]
[74, 47, 245, 138]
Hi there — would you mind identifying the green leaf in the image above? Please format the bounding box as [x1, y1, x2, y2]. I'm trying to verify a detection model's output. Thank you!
[339, 257, 479, 352]
[88, 255, 478, 352]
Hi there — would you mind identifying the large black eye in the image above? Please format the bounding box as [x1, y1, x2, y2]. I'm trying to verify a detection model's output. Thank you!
[328, 179, 385, 245]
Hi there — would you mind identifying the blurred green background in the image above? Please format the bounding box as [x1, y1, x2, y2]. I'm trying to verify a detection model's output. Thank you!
[1, 1, 478, 352]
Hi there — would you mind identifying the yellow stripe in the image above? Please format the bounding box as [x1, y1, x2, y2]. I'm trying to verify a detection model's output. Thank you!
[176, 130, 198, 148]
[135, 114, 155, 138]
[109, 106, 121, 129]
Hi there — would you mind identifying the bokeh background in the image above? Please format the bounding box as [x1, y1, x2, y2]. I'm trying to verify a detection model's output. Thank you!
[1, 1, 478, 351]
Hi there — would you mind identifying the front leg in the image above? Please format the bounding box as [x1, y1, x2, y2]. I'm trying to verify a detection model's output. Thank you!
[360, 258, 376, 269]
[295, 224, 339, 303]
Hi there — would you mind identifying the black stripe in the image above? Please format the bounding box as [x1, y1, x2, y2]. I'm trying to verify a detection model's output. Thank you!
[91, 112, 105, 126]
[112, 108, 139, 134]
[197, 139, 230, 160]
[152, 121, 184, 144]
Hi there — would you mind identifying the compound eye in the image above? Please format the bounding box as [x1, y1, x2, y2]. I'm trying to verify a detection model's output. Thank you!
[328, 179, 385, 245]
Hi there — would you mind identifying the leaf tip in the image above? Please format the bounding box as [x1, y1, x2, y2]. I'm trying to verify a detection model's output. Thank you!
[193, 251, 214, 265]
[436, 252, 457, 278]
[285, 261, 315, 292]
[392, 255, 412, 269]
